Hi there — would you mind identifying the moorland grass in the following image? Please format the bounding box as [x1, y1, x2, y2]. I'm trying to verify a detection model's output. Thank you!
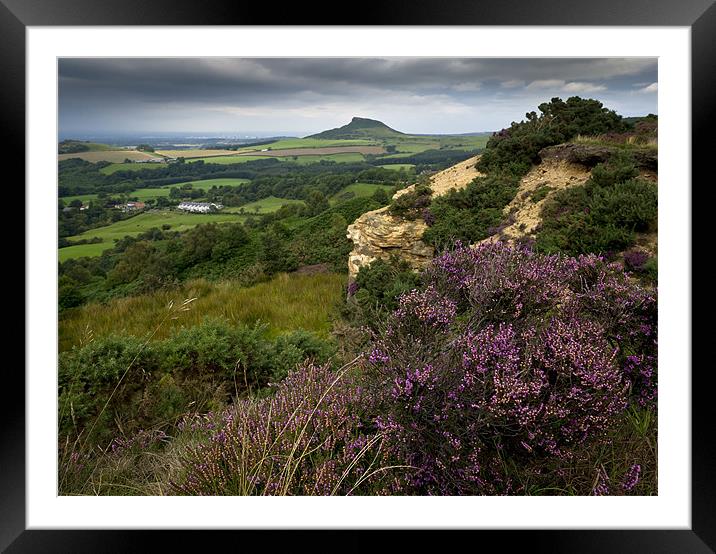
[59, 272, 345, 351]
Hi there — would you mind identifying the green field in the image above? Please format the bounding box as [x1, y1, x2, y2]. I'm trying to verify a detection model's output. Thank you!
[62, 180, 253, 208]
[99, 162, 165, 175]
[374, 135, 488, 158]
[58, 241, 112, 261]
[61, 193, 100, 205]
[330, 183, 394, 204]
[378, 164, 415, 171]
[276, 153, 366, 164]
[189, 152, 368, 166]
[58, 150, 163, 163]
[59, 272, 345, 351]
[62, 187, 172, 205]
[60, 210, 245, 261]
[166, 178, 251, 190]
[224, 196, 305, 214]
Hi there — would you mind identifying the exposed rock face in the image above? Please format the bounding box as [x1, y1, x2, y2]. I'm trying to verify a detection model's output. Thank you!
[347, 156, 482, 279]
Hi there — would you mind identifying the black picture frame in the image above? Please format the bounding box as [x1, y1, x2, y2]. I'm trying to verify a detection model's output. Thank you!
[5, 1, 712, 551]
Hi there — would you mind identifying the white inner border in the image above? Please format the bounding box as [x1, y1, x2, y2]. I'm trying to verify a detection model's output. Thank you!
[27, 26, 691, 529]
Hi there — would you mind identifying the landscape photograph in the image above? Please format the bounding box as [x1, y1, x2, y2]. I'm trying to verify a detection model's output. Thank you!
[57, 57, 658, 497]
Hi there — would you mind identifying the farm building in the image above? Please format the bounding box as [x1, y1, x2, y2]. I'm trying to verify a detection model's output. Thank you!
[177, 201, 224, 213]
[121, 201, 146, 212]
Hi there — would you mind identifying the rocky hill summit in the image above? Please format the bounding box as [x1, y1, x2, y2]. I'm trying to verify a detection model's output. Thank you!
[346, 156, 482, 278]
[307, 117, 405, 140]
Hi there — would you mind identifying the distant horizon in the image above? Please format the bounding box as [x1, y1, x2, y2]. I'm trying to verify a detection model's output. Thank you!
[58, 127, 499, 142]
[59, 58, 657, 137]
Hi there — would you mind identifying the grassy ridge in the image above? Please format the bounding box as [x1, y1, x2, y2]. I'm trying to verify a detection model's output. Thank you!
[223, 196, 305, 214]
[59, 272, 345, 351]
[330, 183, 393, 204]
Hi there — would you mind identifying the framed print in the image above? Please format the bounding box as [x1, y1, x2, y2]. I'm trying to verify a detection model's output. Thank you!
[5, 0, 712, 551]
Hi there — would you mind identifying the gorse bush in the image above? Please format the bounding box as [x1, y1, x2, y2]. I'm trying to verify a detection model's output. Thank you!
[364, 243, 657, 494]
[59, 317, 337, 446]
[536, 154, 657, 256]
[388, 185, 432, 220]
[346, 257, 422, 328]
[477, 97, 627, 176]
[422, 173, 520, 248]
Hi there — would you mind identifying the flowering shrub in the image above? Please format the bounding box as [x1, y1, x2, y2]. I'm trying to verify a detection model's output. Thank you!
[172, 363, 406, 496]
[624, 249, 650, 272]
[365, 242, 657, 494]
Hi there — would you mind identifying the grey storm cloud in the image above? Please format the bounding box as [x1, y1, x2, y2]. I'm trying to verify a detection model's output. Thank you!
[58, 58, 658, 136]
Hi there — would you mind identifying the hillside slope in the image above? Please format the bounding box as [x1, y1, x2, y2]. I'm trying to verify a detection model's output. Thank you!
[481, 144, 658, 254]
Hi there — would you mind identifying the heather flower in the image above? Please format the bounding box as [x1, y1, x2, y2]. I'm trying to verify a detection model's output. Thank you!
[624, 249, 650, 271]
[364, 242, 656, 495]
[593, 469, 611, 496]
[422, 208, 436, 226]
[173, 363, 407, 496]
[622, 464, 641, 492]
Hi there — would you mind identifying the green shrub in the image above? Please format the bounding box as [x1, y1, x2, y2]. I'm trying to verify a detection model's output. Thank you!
[58, 318, 337, 446]
[422, 173, 520, 248]
[477, 97, 627, 177]
[271, 330, 338, 381]
[388, 185, 432, 220]
[345, 257, 422, 327]
[536, 155, 657, 256]
[531, 185, 554, 203]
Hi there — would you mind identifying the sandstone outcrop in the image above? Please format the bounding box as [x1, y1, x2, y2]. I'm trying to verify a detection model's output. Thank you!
[346, 156, 482, 278]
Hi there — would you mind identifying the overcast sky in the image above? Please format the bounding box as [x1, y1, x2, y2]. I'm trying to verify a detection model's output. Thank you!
[59, 58, 657, 137]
